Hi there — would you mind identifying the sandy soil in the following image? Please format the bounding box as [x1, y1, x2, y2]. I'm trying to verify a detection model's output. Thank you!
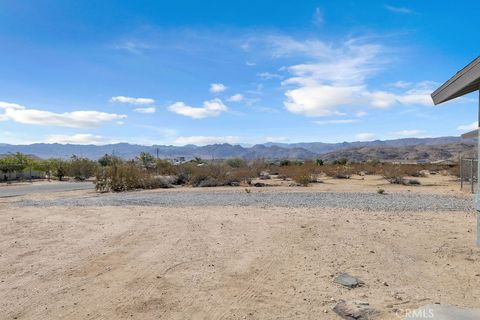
[0, 176, 479, 319]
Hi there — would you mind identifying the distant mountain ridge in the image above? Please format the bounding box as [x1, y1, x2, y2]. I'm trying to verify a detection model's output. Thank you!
[0, 136, 475, 162]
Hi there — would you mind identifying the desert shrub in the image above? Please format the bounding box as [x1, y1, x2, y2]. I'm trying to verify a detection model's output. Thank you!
[98, 154, 122, 167]
[155, 159, 177, 175]
[49, 159, 68, 181]
[225, 157, 245, 168]
[315, 159, 324, 166]
[95, 162, 172, 192]
[377, 188, 385, 194]
[279, 163, 319, 186]
[186, 163, 241, 187]
[332, 158, 348, 165]
[67, 156, 97, 180]
[320, 164, 356, 177]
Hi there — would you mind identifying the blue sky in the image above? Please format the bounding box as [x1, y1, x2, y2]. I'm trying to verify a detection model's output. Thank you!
[0, 0, 479, 146]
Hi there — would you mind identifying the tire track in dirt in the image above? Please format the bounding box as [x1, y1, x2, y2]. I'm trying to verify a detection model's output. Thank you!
[206, 225, 292, 320]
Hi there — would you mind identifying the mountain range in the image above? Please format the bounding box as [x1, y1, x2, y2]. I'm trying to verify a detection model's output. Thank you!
[0, 136, 475, 162]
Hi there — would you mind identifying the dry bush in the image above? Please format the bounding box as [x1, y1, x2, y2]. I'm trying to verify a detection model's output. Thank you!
[95, 163, 172, 192]
[320, 164, 356, 178]
[279, 163, 319, 186]
[186, 163, 241, 187]
[155, 159, 177, 175]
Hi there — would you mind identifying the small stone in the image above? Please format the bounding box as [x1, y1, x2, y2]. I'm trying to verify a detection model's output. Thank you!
[333, 300, 377, 320]
[333, 273, 363, 288]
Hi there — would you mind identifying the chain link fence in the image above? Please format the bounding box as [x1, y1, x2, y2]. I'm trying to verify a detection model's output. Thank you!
[460, 157, 478, 193]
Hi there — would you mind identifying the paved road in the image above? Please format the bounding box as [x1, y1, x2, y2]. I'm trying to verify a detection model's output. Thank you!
[0, 181, 94, 198]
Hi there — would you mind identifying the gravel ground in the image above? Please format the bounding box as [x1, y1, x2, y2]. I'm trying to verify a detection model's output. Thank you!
[15, 190, 474, 212]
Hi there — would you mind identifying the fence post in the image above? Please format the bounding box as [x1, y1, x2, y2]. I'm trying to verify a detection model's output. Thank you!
[471, 159, 475, 194]
[460, 157, 463, 189]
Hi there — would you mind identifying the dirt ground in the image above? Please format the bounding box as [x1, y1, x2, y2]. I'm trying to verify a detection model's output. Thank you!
[1, 176, 479, 319]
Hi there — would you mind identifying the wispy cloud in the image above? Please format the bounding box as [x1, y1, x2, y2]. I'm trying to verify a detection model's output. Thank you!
[110, 96, 155, 105]
[315, 119, 359, 125]
[457, 122, 478, 132]
[167, 98, 228, 119]
[268, 36, 435, 116]
[133, 107, 156, 114]
[113, 40, 153, 55]
[46, 133, 111, 145]
[392, 129, 427, 137]
[389, 80, 412, 88]
[257, 72, 282, 80]
[210, 83, 227, 93]
[173, 135, 240, 145]
[356, 111, 368, 117]
[312, 7, 324, 25]
[264, 136, 289, 142]
[0, 101, 126, 128]
[384, 5, 416, 15]
[355, 132, 375, 141]
[228, 94, 244, 102]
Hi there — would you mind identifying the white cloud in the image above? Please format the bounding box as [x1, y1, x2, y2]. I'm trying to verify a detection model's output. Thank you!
[265, 136, 289, 142]
[396, 86, 434, 106]
[390, 80, 412, 88]
[46, 134, 109, 145]
[0, 101, 127, 128]
[356, 111, 368, 117]
[167, 98, 228, 119]
[253, 35, 435, 117]
[257, 72, 282, 80]
[392, 129, 426, 137]
[209, 83, 227, 93]
[133, 107, 156, 114]
[173, 135, 240, 145]
[245, 61, 256, 67]
[0, 101, 24, 110]
[457, 122, 478, 132]
[312, 7, 324, 25]
[228, 94, 244, 102]
[384, 5, 415, 15]
[110, 96, 155, 105]
[284, 84, 362, 116]
[315, 119, 359, 125]
[355, 132, 375, 141]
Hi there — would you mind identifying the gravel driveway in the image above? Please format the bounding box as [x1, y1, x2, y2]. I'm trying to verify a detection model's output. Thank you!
[16, 190, 474, 212]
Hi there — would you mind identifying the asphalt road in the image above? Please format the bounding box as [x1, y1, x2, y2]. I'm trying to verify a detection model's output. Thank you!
[0, 181, 94, 198]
